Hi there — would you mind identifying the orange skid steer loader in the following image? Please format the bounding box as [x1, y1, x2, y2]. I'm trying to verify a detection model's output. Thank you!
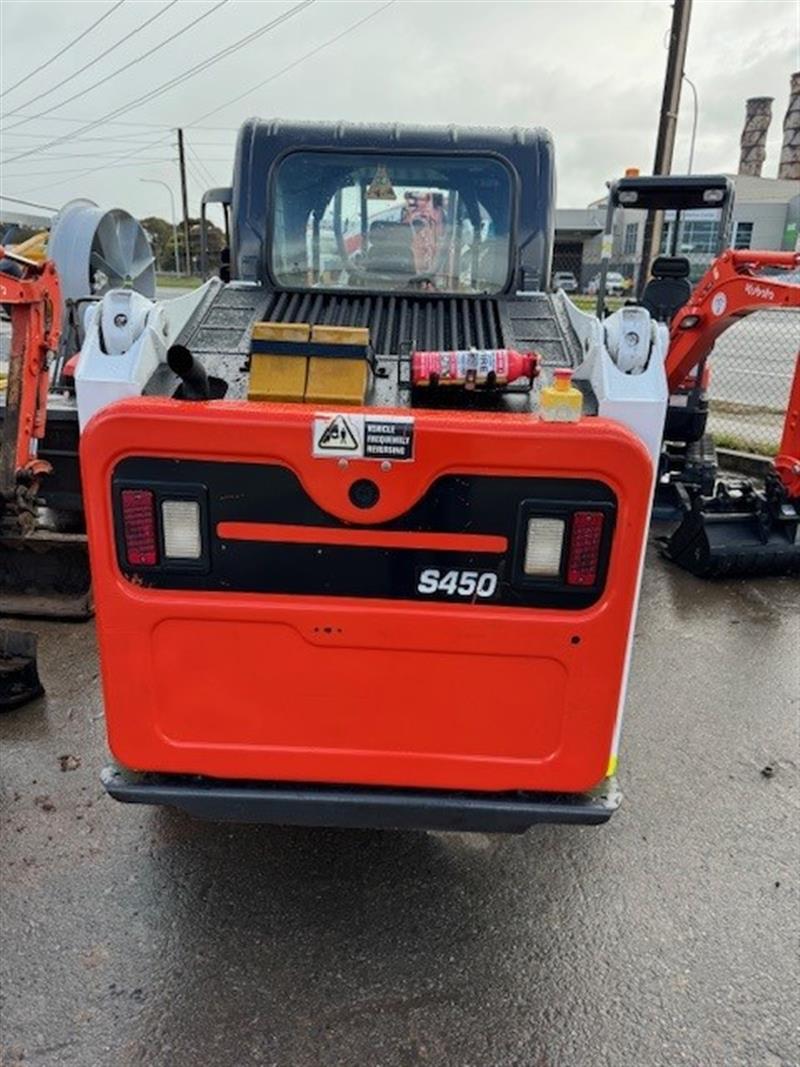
[76, 121, 668, 831]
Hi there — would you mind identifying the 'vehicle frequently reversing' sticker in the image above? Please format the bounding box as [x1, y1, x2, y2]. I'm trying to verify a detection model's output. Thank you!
[313, 414, 414, 460]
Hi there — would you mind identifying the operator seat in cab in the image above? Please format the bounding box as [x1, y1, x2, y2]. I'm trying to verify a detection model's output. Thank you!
[640, 255, 692, 323]
[366, 220, 416, 275]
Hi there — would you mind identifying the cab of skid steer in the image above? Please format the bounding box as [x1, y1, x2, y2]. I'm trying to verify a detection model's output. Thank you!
[82, 121, 667, 832]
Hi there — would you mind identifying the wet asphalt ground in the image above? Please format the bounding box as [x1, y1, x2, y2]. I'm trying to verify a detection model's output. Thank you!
[1, 546, 799, 1067]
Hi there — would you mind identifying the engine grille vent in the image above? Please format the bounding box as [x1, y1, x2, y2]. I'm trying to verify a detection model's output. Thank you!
[261, 291, 505, 354]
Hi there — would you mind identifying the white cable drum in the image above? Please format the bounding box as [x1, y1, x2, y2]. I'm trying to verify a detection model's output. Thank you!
[47, 199, 156, 305]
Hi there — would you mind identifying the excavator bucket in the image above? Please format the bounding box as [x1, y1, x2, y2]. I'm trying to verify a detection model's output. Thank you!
[0, 533, 92, 618]
[662, 483, 800, 578]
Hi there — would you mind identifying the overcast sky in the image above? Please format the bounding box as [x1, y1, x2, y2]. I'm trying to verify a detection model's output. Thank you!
[1, 0, 798, 225]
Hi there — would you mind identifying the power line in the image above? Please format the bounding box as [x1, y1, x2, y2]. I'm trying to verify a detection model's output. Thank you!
[184, 155, 210, 195]
[189, 0, 394, 128]
[6, 159, 176, 179]
[1, 145, 180, 163]
[23, 134, 174, 195]
[0, 129, 234, 146]
[1, 129, 174, 144]
[0, 0, 126, 100]
[2, 112, 237, 132]
[2, 0, 314, 165]
[2, 148, 179, 163]
[187, 142, 218, 188]
[0, 194, 58, 212]
[3, 1, 180, 125]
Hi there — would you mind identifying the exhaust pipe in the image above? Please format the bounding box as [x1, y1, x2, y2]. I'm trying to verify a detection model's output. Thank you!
[167, 344, 210, 400]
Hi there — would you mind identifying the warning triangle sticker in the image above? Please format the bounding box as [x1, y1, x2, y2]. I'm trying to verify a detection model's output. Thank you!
[317, 415, 359, 450]
[367, 164, 396, 200]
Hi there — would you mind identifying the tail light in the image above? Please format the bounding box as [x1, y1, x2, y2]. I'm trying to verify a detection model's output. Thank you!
[523, 517, 566, 576]
[515, 503, 611, 596]
[161, 500, 202, 559]
[115, 483, 207, 573]
[120, 489, 157, 566]
[567, 511, 604, 586]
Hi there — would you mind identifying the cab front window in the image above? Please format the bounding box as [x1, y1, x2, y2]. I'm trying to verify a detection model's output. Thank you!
[271, 151, 513, 294]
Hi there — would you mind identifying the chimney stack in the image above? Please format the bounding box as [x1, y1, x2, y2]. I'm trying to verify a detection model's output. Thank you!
[778, 71, 800, 181]
[739, 97, 773, 176]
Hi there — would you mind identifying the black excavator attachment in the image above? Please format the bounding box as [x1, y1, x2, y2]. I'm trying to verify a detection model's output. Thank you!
[0, 529, 92, 618]
[661, 474, 800, 578]
[0, 629, 44, 711]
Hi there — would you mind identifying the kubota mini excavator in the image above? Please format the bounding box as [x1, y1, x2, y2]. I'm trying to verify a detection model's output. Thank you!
[662, 249, 800, 576]
[0, 250, 60, 707]
[590, 175, 800, 578]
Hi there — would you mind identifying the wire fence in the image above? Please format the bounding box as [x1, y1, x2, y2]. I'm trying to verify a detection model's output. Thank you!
[552, 245, 798, 456]
[705, 308, 797, 456]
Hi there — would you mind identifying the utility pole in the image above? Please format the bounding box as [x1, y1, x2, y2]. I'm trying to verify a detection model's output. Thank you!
[177, 128, 191, 276]
[638, 0, 693, 296]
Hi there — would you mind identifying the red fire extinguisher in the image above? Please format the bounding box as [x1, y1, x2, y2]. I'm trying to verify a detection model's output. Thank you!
[411, 348, 540, 388]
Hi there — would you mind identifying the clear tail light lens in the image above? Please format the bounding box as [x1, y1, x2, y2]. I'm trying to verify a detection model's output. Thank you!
[162, 500, 202, 559]
[567, 511, 604, 586]
[524, 517, 565, 576]
[120, 489, 157, 566]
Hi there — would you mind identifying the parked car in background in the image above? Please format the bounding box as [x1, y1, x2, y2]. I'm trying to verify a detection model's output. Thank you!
[586, 270, 628, 297]
[552, 270, 578, 292]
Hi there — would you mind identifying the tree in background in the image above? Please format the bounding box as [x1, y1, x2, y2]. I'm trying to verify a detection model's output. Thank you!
[140, 216, 178, 273]
[140, 215, 226, 275]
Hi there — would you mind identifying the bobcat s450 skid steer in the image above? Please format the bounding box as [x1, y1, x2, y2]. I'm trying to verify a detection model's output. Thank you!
[76, 121, 671, 832]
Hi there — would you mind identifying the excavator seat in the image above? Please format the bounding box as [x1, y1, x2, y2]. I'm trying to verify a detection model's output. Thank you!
[641, 256, 692, 323]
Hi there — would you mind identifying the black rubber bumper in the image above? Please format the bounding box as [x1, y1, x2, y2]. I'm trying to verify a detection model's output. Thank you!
[101, 766, 621, 834]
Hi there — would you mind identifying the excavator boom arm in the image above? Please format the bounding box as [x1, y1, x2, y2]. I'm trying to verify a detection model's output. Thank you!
[666, 249, 800, 392]
[0, 250, 62, 502]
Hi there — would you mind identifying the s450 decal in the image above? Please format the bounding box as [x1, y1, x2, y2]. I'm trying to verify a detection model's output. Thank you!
[416, 568, 499, 599]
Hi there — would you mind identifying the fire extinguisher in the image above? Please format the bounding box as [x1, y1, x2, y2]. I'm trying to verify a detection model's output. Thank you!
[411, 348, 540, 389]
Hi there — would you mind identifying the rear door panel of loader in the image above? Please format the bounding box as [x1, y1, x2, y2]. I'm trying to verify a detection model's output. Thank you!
[81, 397, 652, 795]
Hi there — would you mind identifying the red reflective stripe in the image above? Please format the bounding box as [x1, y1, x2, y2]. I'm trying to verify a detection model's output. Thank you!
[120, 489, 157, 566]
[566, 511, 604, 586]
[217, 521, 507, 554]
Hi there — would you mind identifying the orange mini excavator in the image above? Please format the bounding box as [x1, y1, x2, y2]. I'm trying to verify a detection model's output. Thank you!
[0, 251, 61, 709]
[661, 249, 800, 576]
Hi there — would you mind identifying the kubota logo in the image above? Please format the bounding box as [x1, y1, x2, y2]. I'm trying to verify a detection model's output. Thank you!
[744, 282, 776, 301]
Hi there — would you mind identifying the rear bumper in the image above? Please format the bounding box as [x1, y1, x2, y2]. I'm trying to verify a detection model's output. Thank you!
[101, 765, 621, 834]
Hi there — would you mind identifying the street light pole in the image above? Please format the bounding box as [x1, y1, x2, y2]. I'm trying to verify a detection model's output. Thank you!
[140, 178, 182, 275]
[683, 73, 699, 174]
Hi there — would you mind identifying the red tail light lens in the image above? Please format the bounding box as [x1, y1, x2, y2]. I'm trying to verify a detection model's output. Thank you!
[567, 511, 604, 586]
[120, 489, 158, 566]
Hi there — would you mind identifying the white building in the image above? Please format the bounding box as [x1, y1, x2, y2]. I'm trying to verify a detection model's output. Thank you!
[554, 173, 800, 290]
